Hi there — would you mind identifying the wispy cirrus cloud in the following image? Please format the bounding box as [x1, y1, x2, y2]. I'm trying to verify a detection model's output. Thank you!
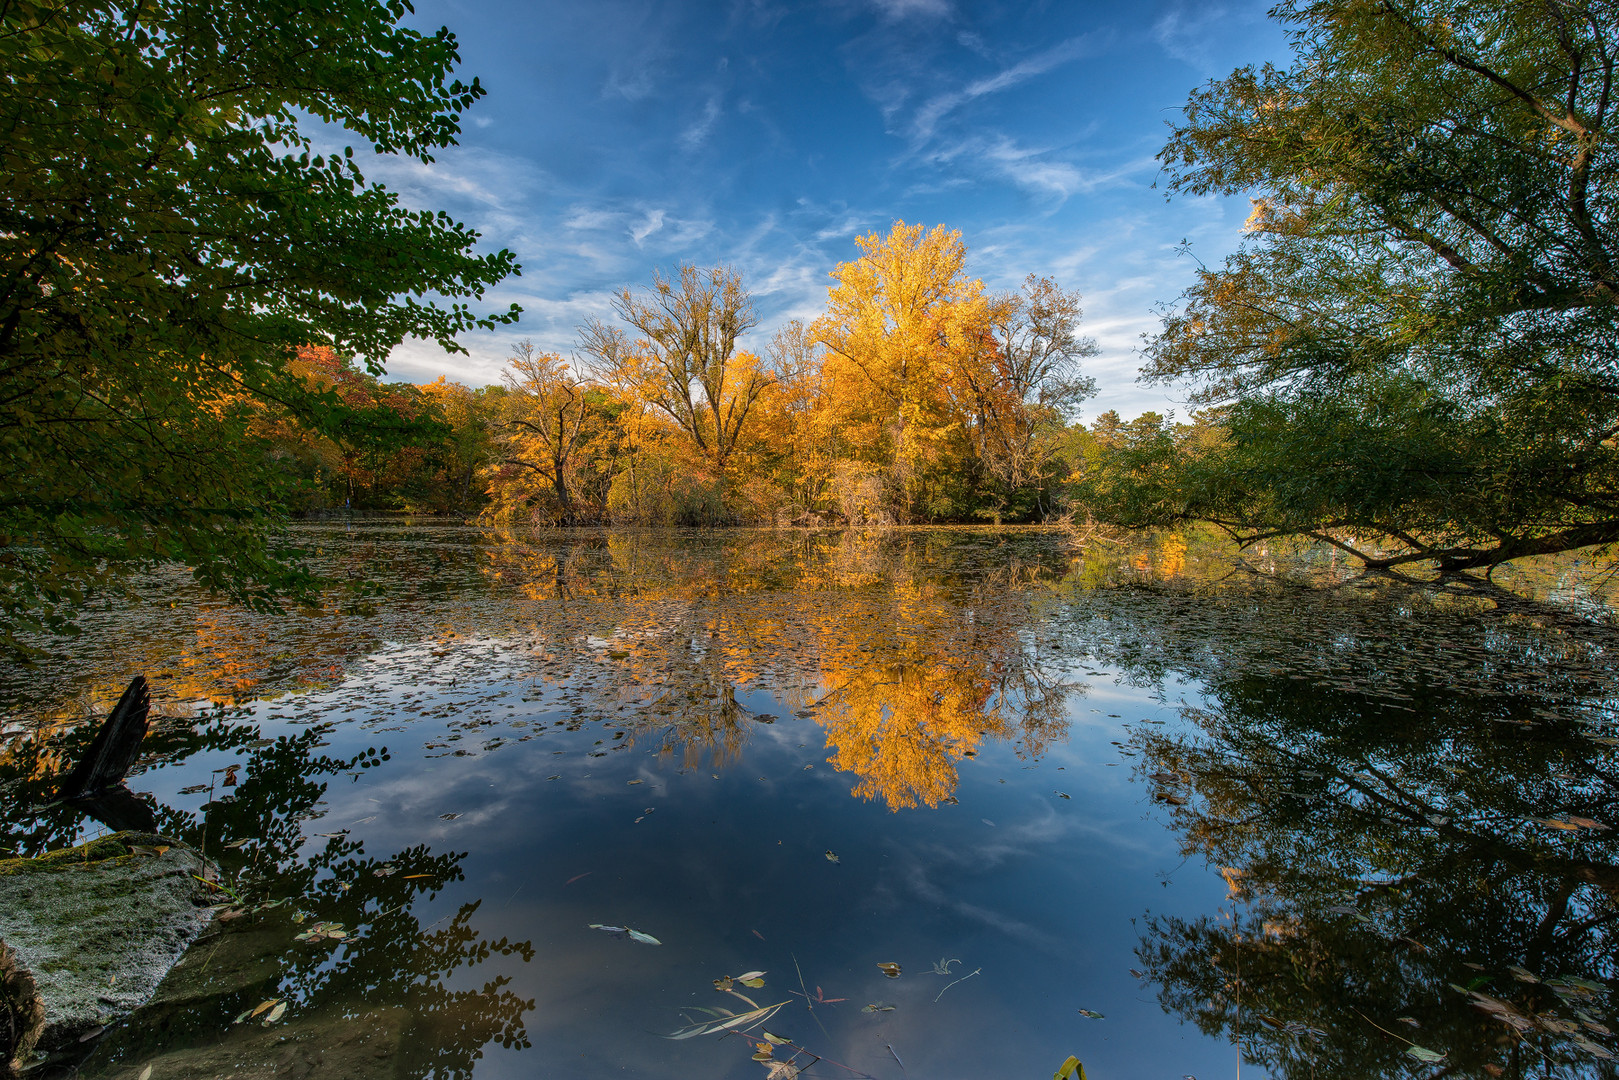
[870, 0, 952, 21]
[679, 93, 724, 151]
[910, 32, 1107, 143]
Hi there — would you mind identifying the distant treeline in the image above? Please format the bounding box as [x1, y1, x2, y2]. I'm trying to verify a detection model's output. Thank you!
[263, 223, 1203, 527]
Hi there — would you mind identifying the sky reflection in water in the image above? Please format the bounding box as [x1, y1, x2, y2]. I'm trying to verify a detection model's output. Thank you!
[3, 524, 1619, 1079]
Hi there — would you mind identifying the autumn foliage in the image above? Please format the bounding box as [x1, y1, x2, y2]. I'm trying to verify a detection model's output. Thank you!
[257, 222, 1102, 526]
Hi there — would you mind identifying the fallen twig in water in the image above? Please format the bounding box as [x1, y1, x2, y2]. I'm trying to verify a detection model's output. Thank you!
[934, 966, 981, 1003]
[792, 952, 832, 1041]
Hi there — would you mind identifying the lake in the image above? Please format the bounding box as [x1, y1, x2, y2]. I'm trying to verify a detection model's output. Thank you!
[3, 522, 1618, 1079]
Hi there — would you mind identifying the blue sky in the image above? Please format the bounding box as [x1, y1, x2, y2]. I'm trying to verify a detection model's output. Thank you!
[375, 0, 1291, 420]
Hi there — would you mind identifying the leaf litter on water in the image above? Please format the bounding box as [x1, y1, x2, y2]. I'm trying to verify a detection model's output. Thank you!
[589, 923, 661, 945]
[666, 989, 787, 1040]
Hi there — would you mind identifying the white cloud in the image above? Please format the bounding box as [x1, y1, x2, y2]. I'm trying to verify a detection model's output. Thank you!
[911, 33, 1104, 142]
[562, 206, 620, 231]
[629, 208, 666, 245]
[870, 0, 951, 20]
[1150, 1, 1268, 73]
[603, 65, 657, 101]
[679, 94, 724, 151]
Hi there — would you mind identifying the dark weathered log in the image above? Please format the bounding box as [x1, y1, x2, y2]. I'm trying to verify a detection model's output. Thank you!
[0, 939, 45, 1077]
[57, 676, 150, 801]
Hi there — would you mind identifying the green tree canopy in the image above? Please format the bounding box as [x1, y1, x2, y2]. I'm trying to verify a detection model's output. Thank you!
[1136, 0, 1619, 570]
[0, 0, 519, 654]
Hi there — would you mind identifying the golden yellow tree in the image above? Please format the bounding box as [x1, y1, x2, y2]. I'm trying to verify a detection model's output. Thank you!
[811, 222, 992, 519]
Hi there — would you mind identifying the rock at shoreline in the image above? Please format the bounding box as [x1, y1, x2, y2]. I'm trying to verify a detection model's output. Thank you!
[1, 939, 46, 1075]
[0, 833, 213, 1064]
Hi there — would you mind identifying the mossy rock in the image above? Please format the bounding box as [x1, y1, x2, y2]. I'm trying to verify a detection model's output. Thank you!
[0, 835, 134, 876]
[0, 832, 213, 1056]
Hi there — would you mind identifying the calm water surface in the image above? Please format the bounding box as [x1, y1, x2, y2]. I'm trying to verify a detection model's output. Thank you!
[3, 523, 1619, 1079]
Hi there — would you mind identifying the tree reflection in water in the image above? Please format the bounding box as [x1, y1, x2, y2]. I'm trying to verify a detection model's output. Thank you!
[21, 525, 1619, 1074]
[0, 711, 533, 1080]
[486, 528, 1078, 808]
[1078, 568, 1619, 1077]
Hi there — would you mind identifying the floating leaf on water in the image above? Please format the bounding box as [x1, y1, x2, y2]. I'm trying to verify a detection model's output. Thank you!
[249, 999, 279, 1019]
[1506, 965, 1539, 983]
[1053, 1055, 1088, 1080]
[137, 1067, 151, 1080]
[546, 775, 561, 781]
[1536, 817, 1583, 830]
[738, 970, 767, 988]
[1056, 792, 1070, 799]
[1076, 1009, 1104, 1019]
[753, 1043, 775, 1061]
[1404, 1046, 1445, 1063]
[1565, 816, 1610, 830]
[714, 976, 734, 992]
[402, 873, 433, 880]
[931, 957, 960, 976]
[824, 850, 839, 864]
[863, 1002, 895, 1013]
[627, 779, 642, 785]
[627, 928, 662, 945]
[876, 962, 901, 978]
[762, 1031, 790, 1045]
[1573, 1035, 1616, 1059]
[1396, 1016, 1420, 1027]
[373, 865, 396, 878]
[263, 1001, 287, 1025]
[1467, 991, 1536, 1033]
